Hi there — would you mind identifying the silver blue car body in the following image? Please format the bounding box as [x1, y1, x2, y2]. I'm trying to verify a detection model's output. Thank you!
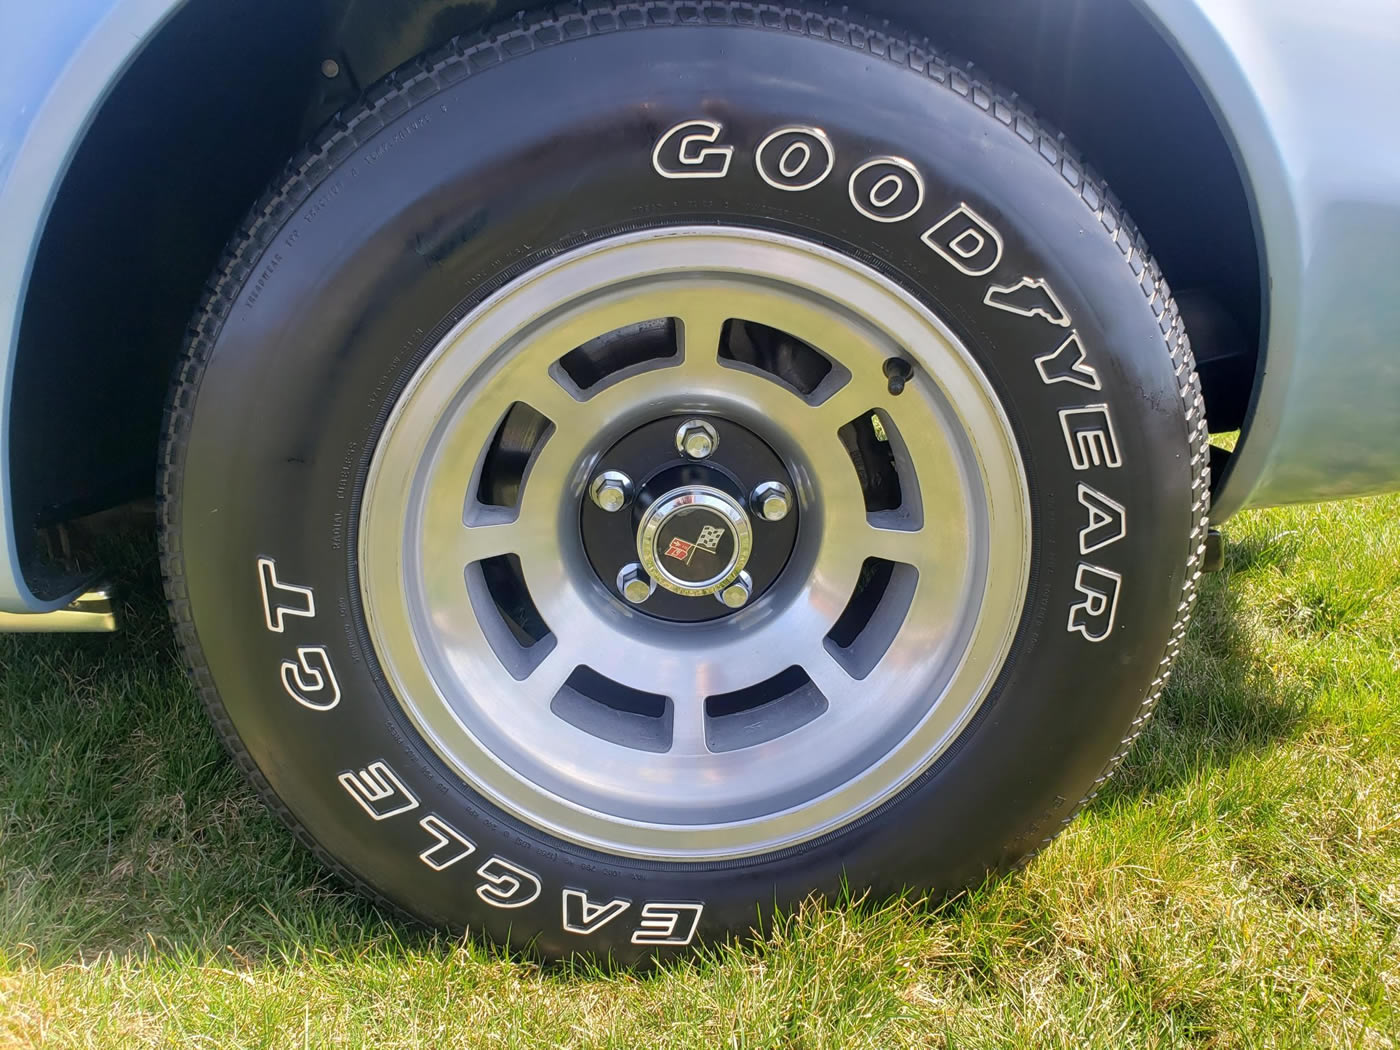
[0, 0, 1397, 614]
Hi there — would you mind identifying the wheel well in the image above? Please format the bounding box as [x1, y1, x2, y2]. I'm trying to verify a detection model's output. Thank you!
[11, 0, 1260, 596]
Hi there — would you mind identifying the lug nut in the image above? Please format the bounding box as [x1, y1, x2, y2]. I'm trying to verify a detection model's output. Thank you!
[717, 572, 753, 609]
[675, 419, 719, 460]
[617, 564, 654, 605]
[751, 481, 792, 522]
[589, 470, 633, 513]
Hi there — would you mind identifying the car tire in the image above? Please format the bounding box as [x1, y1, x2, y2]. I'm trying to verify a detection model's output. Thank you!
[160, 1, 1209, 962]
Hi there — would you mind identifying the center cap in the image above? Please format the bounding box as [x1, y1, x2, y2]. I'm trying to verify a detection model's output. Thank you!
[637, 486, 754, 597]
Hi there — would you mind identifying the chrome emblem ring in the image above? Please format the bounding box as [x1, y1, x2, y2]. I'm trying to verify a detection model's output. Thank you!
[637, 486, 753, 597]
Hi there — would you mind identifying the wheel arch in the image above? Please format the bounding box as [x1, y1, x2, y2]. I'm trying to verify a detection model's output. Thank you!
[4, 0, 1263, 608]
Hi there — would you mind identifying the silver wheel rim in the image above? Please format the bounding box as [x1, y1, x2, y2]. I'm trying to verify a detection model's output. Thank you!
[360, 227, 1031, 860]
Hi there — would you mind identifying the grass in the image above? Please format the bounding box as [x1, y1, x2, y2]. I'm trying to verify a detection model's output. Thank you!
[2, 494, 1399, 1048]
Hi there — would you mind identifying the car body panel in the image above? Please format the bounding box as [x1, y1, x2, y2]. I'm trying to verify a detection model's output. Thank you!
[0, 0, 1397, 612]
[1134, 0, 1400, 519]
[0, 0, 178, 612]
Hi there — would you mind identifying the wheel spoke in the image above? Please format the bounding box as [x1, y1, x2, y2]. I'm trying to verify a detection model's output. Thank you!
[444, 515, 568, 572]
[440, 508, 570, 586]
[798, 640, 857, 704]
[520, 373, 588, 424]
[668, 692, 710, 757]
[809, 374, 891, 434]
[865, 524, 929, 567]
[452, 521, 522, 564]
[674, 294, 731, 379]
[519, 639, 583, 707]
[512, 378, 613, 453]
[769, 379, 891, 470]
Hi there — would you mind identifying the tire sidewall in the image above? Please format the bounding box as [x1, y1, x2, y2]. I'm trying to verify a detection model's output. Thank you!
[172, 19, 1194, 959]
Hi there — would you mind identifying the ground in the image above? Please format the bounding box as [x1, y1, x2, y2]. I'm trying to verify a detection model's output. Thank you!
[1, 490, 1397, 1048]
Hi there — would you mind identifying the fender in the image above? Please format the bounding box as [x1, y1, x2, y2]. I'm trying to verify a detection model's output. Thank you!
[1131, 0, 1400, 517]
[0, 0, 183, 613]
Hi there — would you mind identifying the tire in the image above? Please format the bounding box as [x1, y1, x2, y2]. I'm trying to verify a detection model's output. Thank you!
[160, 2, 1209, 962]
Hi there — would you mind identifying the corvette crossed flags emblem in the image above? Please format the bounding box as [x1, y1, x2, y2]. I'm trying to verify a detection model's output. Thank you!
[664, 524, 726, 564]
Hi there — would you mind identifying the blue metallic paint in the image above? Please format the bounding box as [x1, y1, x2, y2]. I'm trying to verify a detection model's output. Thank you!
[0, 0, 179, 612]
[0, 0, 1396, 612]
[1134, 0, 1400, 519]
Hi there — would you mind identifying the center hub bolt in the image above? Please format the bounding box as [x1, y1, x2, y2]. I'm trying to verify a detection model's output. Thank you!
[589, 470, 633, 513]
[750, 481, 793, 522]
[676, 419, 719, 460]
[617, 564, 655, 605]
[717, 572, 753, 609]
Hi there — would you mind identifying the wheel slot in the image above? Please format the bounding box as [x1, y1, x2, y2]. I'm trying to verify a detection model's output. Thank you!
[465, 553, 556, 681]
[823, 558, 919, 680]
[837, 409, 923, 531]
[549, 666, 671, 754]
[467, 401, 554, 526]
[703, 666, 828, 753]
[718, 319, 850, 404]
[551, 317, 680, 398]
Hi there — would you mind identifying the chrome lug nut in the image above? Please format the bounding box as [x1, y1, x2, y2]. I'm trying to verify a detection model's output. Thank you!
[617, 564, 655, 605]
[675, 419, 719, 460]
[717, 572, 753, 609]
[751, 481, 793, 522]
[589, 470, 633, 513]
